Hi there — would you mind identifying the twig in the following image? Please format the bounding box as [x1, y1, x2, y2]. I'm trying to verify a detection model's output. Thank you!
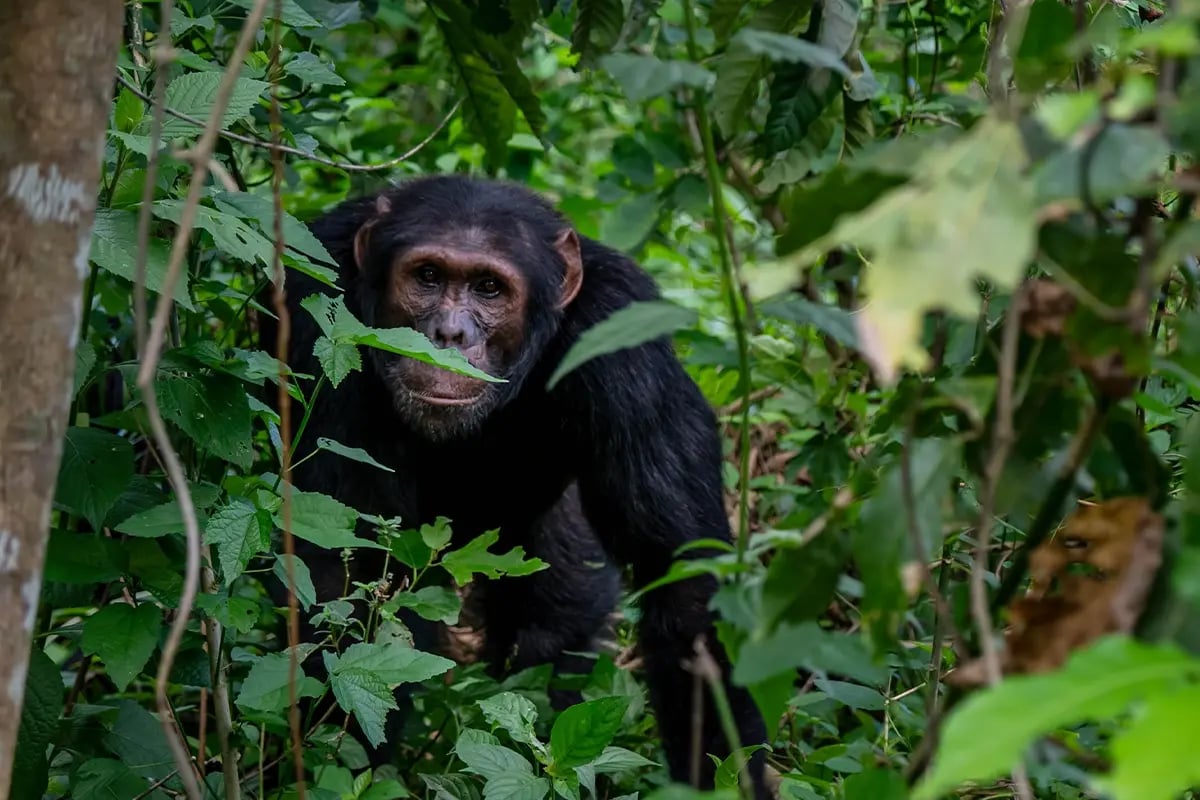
[203, 554, 240, 800]
[115, 73, 461, 174]
[267, 2, 308, 796]
[133, 2, 275, 797]
[692, 639, 751, 800]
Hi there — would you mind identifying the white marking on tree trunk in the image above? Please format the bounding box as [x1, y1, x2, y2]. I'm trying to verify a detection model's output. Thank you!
[5, 162, 88, 224]
[22, 575, 40, 633]
[7, 658, 26, 705]
[0, 530, 16, 573]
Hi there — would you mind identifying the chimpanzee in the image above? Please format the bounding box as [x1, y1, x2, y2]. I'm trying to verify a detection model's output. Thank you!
[257, 174, 770, 797]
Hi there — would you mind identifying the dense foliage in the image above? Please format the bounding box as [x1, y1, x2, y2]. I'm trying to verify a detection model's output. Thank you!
[17, 0, 1200, 799]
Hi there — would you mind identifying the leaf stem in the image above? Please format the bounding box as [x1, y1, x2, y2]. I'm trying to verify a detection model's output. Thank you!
[679, 0, 754, 562]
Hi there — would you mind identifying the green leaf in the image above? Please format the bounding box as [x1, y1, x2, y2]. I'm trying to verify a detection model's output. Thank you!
[913, 636, 1200, 800]
[73, 341, 96, 399]
[55, 427, 134, 531]
[599, 53, 713, 103]
[758, 294, 861, 350]
[790, 116, 1037, 382]
[113, 499, 209, 539]
[314, 335, 363, 387]
[456, 728, 535, 779]
[591, 746, 658, 773]
[44, 532, 124, 584]
[154, 371, 254, 469]
[11, 647, 63, 800]
[600, 192, 662, 252]
[328, 642, 456, 746]
[273, 490, 385, 551]
[1034, 123, 1169, 208]
[549, 696, 630, 769]
[148, 72, 269, 139]
[316, 436, 395, 473]
[1097, 683, 1200, 800]
[81, 603, 162, 691]
[273, 553, 317, 610]
[89, 208, 194, 310]
[760, 533, 849, 633]
[731, 28, 852, 75]
[441, 529, 549, 584]
[477, 691, 542, 750]
[284, 51, 346, 86]
[230, 0, 320, 26]
[420, 517, 454, 550]
[423, 774, 483, 800]
[484, 773, 551, 800]
[73, 758, 149, 799]
[153, 200, 275, 267]
[302, 294, 501, 383]
[212, 190, 339, 268]
[204, 501, 268, 583]
[775, 165, 907, 256]
[733, 621, 886, 686]
[547, 301, 697, 389]
[235, 651, 324, 714]
[386, 585, 463, 624]
[843, 768, 909, 800]
[571, 0, 624, 65]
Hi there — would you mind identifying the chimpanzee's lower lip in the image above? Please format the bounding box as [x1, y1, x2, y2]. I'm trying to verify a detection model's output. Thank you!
[413, 391, 484, 407]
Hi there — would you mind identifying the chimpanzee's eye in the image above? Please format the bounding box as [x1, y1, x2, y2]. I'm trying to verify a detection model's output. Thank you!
[415, 264, 440, 286]
[475, 277, 502, 298]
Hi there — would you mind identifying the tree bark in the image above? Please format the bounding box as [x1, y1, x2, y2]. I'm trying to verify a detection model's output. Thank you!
[0, 3, 123, 796]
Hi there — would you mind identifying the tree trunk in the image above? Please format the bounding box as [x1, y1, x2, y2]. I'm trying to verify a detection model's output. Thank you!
[0, 3, 123, 796]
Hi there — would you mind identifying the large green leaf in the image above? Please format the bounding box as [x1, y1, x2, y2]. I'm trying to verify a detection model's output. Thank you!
[154, 371, 254, 469]
[272, 490, 385, 551]
[440, 529, 549, 584]
[599, 53, 713, 103]
[11, 648, 63, 799]
[54, 427, 135, 531]
[913, 636, 1200, 800]
[80, 603, 162, 691]
[88, 208, 193, 310]
[477, 692, 542, 751]
[153, 201, 275, 267]
[549, 696, 630, 769]
[146, 71, 269, 139]
[235, 651, 324, 714]
[455, 728, 535, 780]
[547, 301, 697, 389]
[571, 0, 624, 65]
[204, 501, 270, 583]
[1098, 683, 1200, 800]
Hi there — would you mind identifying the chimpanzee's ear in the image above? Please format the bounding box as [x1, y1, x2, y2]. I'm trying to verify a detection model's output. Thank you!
[554, 228, 583, 309]
[352, 195, 393, 271]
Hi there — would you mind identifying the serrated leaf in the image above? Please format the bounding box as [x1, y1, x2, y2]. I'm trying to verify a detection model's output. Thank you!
[74, 341, 97, 398]
[441, 529, 549, 584]
[386, 585, 463, 624]
[81, 603, 162, 691]
[456, 729, 534, 779]
[547, 301, 697, 389]
[235, 651, 324, 714]
[789, 115, 1037, 383]
[89, 208, 194, 310]
[328, 642, 456, 746]
[599, 53, 714, 103]
[913, 636, 1200, 800]
[423, 773, 483, 800]
[272, 490, 385, 551]
[484, 772, 551, 800]
[155, 371, 254, 468]
[302, 294, 501, 383]
[314, 335, 363, 387]
[213, 190, 338, 268]
[147, 72, 269, 139]
[55, 427, 134, 531]
[284, 51, 346, 86]
[11, 647, 63, 799]
[204, 501, 267, 583]
[153, 200, 275, 266]
[549, 696, 630, 769]
[478, 691, 542, 750]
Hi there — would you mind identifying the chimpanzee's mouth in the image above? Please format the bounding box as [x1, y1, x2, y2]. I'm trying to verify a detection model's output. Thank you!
[412, 391, 485, 407]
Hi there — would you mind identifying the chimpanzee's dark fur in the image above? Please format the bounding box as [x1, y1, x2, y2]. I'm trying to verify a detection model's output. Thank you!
[258, 174, 769, 797]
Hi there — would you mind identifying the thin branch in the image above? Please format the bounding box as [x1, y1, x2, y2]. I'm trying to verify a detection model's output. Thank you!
[267, 2, 308, 796]
[115, 73, 460, 173]
[203, 554, 240, 800]
[134, 2, 275, 796]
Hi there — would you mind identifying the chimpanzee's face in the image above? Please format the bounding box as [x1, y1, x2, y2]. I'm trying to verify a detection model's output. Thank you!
[371, 234, 531, 440]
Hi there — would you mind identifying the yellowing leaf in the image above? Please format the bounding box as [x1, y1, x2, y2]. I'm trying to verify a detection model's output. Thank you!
[792, 115, 1037, 383]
